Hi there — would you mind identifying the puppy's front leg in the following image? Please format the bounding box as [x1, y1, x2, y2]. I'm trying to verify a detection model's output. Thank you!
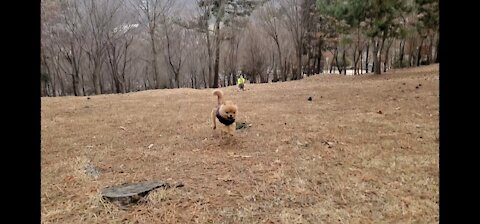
[211, 109, 217, 129]
[228, 122, 236, 136]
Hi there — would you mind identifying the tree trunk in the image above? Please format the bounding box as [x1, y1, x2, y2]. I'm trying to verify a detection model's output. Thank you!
[274, 39, 282, 82]
[383, 39, 393, 73]
[372, 38, 381, 74]
[232, 39, 240, 85]
[416, 37, 425, 67]
[213, 18, 221, 88]
[73, 67, 83, 96]
[120, 42, 129, 94]
[193, 73, 197, 89]
[71, 73, 79, 96]
[399, 39, 405, 68]
[356, 50, 363, 75]
[272, 51, 278, 82]
[296, 47, 302, 80]
[164, 25, 181, 89]
[360, 50, 363, 75]
[272, 52, 278, 82]
[305, 50, 310, 77]
[206, 30, 213, 88]
[67, 43, 84, 96]
[353, 27, 360, 75]
[106, 42, 123, 94]
[329, 52, 334, 74]
[40, 80, 47, 97]
[365, 43, 370, 74]
[56, 69, 65, 96]
[92, 60, 102, 95]
[353, 45, 358, 75]
[376, 34, 386, 74]
[342, 49, 347, 75]
[435, 34, 439, 63]
[309, 50, 315, 76]
[213, 1, 225, 88]
[42, 53, 57, 96]
[428, 32, 435, 64]
[111, 73, 118, 93]
[316, 39, 323, 74]
[150, 31, 161, 89]
[202, 68, 208, 88]
[334, 48, 341, 74]
[99, 70, 106, 94]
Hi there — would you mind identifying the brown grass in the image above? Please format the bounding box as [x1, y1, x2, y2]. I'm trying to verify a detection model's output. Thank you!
[41, 64, 439, 223]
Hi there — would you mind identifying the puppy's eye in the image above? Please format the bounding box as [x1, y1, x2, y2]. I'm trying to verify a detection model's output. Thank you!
[233, 112, 235, 114]
[226, 112, 229, 114]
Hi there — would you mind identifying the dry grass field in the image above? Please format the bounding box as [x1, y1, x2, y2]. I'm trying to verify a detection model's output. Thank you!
[41, 64, 439, 223]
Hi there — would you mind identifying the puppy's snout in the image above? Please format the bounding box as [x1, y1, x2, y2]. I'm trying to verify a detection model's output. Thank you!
[229, 115, 233, 118]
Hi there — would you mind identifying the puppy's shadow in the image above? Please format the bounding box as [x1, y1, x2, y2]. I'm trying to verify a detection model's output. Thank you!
[212, 130, 238, 146]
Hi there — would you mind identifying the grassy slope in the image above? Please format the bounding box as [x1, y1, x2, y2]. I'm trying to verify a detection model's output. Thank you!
[41, 64, 439, 223]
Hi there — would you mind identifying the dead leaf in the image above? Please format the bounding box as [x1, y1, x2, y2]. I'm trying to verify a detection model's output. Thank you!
[218, 175, 233, 182]
[120, 126, 127, 131]
[147, 144, 154, 149]
[228, 152, 251, 158]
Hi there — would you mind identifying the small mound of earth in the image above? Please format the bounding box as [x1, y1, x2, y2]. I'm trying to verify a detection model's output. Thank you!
[236, 121, 251, 130]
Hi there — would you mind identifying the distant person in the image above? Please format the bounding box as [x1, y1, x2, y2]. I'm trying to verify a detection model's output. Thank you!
[237, 75, 245, 91]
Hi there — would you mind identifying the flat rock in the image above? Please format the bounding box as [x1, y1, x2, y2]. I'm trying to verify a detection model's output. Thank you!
[101, 181, 175, 207]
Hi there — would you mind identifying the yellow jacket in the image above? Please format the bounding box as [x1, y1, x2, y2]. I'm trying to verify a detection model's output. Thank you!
[237, 77, 245, 84]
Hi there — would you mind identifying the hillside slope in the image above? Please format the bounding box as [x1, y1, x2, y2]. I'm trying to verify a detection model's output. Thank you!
[41, 64, 439, 223]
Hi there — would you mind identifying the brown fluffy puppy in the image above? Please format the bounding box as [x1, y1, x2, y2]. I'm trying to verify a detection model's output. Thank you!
[211, 89, 237, 135]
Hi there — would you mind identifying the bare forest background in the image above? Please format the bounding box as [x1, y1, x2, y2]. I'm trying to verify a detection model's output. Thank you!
[41, 0, 438, 97]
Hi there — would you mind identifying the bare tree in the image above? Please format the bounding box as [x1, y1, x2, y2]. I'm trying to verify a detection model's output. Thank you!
[382, 38, 394, 72]
[42, 0, 65, 96]
[222, 17, 248, 86]
[184, 34, 203, 88]
[131, 0, 174, 89]
[259, 1, 285, 81]
[57, 0, 87, 96]
[280, 0, 307, 80]
[105, 21, 137, 93]
[162, 15, 186, 88]
[195, 0, 214, 87]
[78, 0, 123, 94]
[198, 0, 263, 88]
[241, 23, 268, 83]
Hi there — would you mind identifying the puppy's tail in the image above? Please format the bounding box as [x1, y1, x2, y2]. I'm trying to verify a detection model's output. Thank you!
[213, 89, 224, 106]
